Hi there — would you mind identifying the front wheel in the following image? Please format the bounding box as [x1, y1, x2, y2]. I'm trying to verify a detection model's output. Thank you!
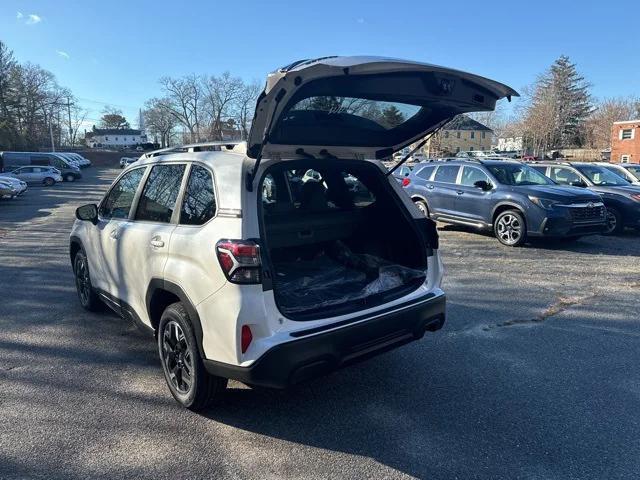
[65, 174, 76, 182]
[43, 177, 55, 186]
[604, 207, 623, 235]
[494, 210, 527, 247]
[158, 303, 227, 411]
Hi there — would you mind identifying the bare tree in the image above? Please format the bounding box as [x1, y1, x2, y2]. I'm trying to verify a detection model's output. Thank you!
[203, 72, 244, 140]
[235, 80, 261, 140]
[159, 75, 203, 142]
[585, 96, 639, 149]
[144, 98, 177, 147]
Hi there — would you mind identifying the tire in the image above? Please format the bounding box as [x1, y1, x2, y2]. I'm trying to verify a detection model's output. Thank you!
[73, 250, 102, 311]
[413, 199, 430, 217]
[65, 174, 76, 182]
[494, 210, 527, 247]
[158, 302, 227, 411]
[604, 207, 623, 235]
[43, 177, 55, 187]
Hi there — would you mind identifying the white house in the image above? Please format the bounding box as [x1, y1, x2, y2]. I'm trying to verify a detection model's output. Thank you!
[85, 128, 147, 149]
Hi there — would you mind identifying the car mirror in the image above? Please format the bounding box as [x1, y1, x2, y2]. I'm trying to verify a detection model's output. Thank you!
[570, 180, 586, 188]
[76, 204, 98, 225]
[474, 180, 492, 191]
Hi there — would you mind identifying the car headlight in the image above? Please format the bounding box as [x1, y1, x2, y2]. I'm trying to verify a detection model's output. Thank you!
[528, 196, 560, 210]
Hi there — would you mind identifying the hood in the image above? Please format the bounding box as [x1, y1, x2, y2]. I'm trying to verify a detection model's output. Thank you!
[247, 56, 518, 161]
[590, 185, 640, 196]
[514, 184, 602, 203]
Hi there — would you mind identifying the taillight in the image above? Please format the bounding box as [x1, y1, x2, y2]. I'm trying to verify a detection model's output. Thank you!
[402, 177, 411, 187]
[216, 239, 262, 284]
[241, 325, 253, 353]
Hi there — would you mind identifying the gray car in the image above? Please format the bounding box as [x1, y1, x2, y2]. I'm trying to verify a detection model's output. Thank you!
[8, 166, 63, 186]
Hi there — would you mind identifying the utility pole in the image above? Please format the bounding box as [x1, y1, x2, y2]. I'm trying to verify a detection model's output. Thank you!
[67, 97, 73, 146]
[48, 107, 56, 152]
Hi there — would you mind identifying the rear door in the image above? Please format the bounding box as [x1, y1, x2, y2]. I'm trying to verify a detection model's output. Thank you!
[455, 165, 494, 223]
[247, 56, 518, 165]
[117, 163, 187, 324]
[429, 165, 460, 216]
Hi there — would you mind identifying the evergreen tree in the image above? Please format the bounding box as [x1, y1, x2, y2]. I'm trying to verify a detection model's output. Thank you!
[380, 105, 405, 128]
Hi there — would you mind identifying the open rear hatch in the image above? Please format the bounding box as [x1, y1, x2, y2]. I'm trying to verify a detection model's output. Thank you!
[250, 56, 517, 318]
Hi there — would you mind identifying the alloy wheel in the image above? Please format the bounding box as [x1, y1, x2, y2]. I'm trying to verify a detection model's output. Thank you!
[605, 209, 617, 234]
[161, 321, 194, 395]
[497, 214, 522, 245]
[74, 256, 91, 305]
[415, 201, 428, 217]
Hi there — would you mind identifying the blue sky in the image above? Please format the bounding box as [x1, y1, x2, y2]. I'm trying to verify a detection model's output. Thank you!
[3, 0, 639, 129]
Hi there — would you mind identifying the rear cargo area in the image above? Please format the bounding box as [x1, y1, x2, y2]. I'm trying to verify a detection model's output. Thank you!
[260, 160, 427, 320]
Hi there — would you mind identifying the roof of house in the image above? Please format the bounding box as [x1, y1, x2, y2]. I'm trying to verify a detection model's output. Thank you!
[613, 119, 640, 125]
[87, 128, 143, 137]
[443, 115, 492, 132]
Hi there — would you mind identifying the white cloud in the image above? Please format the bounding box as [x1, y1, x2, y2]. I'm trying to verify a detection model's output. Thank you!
[56, 50, 70, 60]
[26, 14, 42, 25]
[16, 11, 23, 19]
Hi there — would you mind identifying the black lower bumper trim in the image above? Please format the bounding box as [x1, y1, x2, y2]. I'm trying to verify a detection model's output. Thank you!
[203, 293, 446, 389]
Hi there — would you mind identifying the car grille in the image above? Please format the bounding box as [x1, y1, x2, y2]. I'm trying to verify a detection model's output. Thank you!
[569, 204, 606, 223]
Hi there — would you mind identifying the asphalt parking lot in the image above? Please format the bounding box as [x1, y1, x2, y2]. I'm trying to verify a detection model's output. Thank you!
[1, 167, 639, 480]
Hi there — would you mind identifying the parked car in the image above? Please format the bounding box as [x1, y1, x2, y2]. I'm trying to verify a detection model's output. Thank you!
[596, 162, 640, 186]
[8, 166, 63, 186]
[70, 56, 517, 409]
[403, 159, 606, 246]
[0, 174, 27, 196]
[620, 164, 640, 181]
[64, 152, 91, 168]
[135, 146, 144, 152]
[0, 151, 81, 182]
[530, 162, 640, 234]
[0, 179, 18, 198]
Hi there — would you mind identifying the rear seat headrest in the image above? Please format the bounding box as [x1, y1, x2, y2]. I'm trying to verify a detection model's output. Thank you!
[300, 180, 329, 211]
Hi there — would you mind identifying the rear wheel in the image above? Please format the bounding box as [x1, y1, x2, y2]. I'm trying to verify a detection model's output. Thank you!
[413, 199, 430, 217]
[158, 303, 227, 411]
[73, 250, 102, 311]
[43, 177, 55, 186]
[494, 210, 527, 247]
[65, 174, 76, 182]
[604, 207, 623, 235]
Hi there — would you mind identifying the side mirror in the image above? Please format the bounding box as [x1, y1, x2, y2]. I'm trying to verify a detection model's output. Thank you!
[570, 180, 586, 188]
[474, 180, 492, 191]
[76, 204, 98, 225]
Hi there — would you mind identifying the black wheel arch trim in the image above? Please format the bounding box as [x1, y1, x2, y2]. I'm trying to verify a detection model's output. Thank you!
[491, 202, 526, 222]
[146, 279, 206, 358]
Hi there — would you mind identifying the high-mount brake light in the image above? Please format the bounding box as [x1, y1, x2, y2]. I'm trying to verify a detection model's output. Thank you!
[216, 240, 262, 284]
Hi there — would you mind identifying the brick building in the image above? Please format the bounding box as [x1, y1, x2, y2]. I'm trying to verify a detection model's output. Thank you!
[611, 120, 640, 164]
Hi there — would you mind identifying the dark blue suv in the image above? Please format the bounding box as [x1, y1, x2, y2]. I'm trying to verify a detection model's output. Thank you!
[402, 159, 607, 246]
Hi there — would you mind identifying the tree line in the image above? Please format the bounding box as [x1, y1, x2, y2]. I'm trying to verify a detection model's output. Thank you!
[475, 55, 639, 155]
[143, 73, 262, 148]
[0, 41, 87, 150]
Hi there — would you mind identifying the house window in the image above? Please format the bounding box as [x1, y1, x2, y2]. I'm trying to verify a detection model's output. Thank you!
[456, 131, 461, 139]
[621, 155, 630, 163]
[115, 137, 119, 141]
[620, 128, 634, 140]
[470, 132, 475, 139]
[469, 146, 474, 151]
[444, 131, 449, 138]
[456, 147, 460, 153]
[482, 132, 486, 139]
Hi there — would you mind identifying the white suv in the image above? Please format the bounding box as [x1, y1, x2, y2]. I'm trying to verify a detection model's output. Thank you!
[70, 56, 516, 410]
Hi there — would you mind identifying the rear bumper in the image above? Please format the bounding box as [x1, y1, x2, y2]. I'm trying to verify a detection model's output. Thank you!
[203, 292, 446, 389]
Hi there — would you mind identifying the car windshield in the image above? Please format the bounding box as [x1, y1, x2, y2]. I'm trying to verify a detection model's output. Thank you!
[576, 165, 628, 186]
[486, 163, 554, 186]
[625, 166, 640, 179]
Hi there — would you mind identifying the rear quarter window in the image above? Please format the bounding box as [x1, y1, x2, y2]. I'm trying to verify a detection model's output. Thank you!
[180, 165, 216, 225]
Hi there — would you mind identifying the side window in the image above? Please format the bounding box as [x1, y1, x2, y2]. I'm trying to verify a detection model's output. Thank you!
[416, 165, 435, 180]
[460, 166, 490, 186]
[549, 167, 580, 185]
[530, 166, 547, 175]
[99, 167, 145, 220]
[262, 173, 277, 204]
[180, 165, 216, 225]
[135, 164, 186, 223]
[32, 155, 52, 166]
[433, 165, 460, 183]
[341, 172, 375, 206]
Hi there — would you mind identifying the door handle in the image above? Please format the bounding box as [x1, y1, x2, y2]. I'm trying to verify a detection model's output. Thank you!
[150, 237, 165, 248]
[456, 190, 464, 195]
[109, 229, 119, 240]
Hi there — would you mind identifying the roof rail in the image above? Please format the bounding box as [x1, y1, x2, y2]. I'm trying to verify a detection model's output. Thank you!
[140, 141, 243, 159]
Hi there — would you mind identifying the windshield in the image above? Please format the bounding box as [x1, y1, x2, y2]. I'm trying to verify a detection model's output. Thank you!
[486, 163, 554, 186]
[576, 165, 629, 186]
[603, 165, 634, 182]
[625, 166, 640, 179]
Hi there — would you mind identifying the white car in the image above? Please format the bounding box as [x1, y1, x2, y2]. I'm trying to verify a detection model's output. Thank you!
[119, 157, 138, 168]
[0, 175, 27, 196]
[70, 56, 516, 410]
